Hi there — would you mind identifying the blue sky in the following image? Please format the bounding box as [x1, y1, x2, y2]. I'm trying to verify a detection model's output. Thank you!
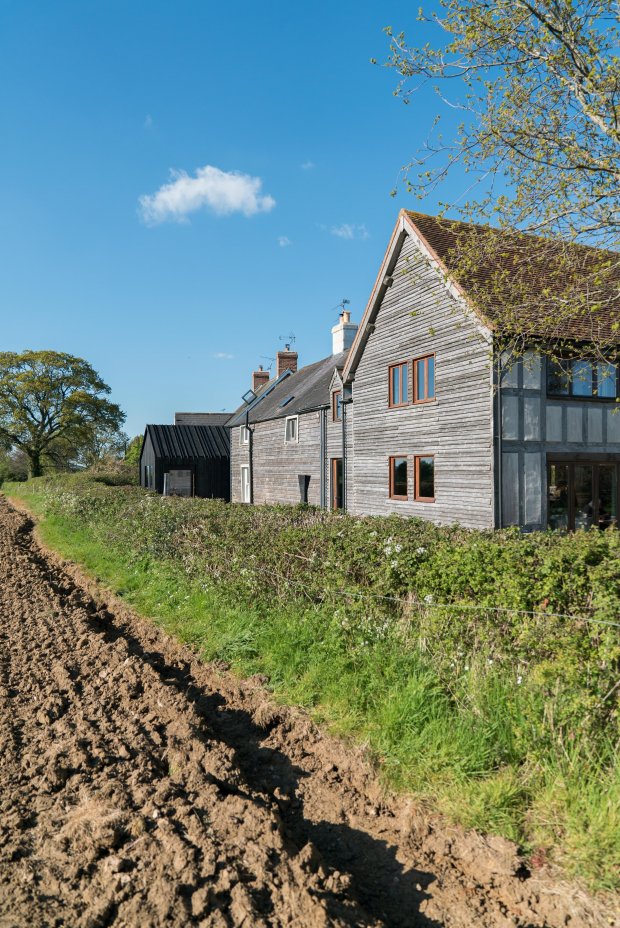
[0, 0, 459, 436]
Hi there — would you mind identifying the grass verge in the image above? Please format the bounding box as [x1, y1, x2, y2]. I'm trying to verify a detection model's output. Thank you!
[3, 476, 619, 891]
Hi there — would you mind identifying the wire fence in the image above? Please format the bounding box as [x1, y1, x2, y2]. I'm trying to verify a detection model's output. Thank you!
[242, 557, 620, 630]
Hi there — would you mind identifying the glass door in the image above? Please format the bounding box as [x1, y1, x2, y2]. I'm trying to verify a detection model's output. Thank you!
[548, 460, 618, 530]
[241, 465, 250, 503]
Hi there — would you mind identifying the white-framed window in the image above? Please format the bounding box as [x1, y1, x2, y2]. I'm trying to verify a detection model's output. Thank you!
[240, 465, 250, 503]
[284, 415, 299, 444]
[240, 426, 250, 445]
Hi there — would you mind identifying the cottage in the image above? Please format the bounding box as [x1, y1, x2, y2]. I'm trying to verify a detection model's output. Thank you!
[228, 210, 620, 531]
[140, 424, 230, 499]
[228, 316, 356, 508]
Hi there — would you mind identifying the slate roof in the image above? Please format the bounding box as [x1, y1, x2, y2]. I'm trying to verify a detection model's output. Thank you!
[144, 424, 230, 460]
[406, 211, 620, 344]
[228, 352, 347, 427]
[174, 412, 232, 426]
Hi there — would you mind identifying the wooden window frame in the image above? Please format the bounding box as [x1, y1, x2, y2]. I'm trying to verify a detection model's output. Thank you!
[414, 455, 435, 502]
[332, 390, 342, 421]
[284, 415, 299, 444]
[389, 455, 408, 501]
[388, 361, 409, 408]
[413, 354, 436, 404]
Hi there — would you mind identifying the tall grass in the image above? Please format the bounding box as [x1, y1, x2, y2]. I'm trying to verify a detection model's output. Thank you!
[4, 475, 619, 890]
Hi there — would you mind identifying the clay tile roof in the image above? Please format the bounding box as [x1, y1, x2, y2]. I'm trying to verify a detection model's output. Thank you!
[405, 211, 620, 345]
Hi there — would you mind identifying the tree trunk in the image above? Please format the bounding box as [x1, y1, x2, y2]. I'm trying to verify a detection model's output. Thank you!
[29, 451, 43, 478]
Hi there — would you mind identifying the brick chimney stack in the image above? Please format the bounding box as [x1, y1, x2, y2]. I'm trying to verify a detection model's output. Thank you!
[276, 345, 298, 378]
[252, 365, 270, 392]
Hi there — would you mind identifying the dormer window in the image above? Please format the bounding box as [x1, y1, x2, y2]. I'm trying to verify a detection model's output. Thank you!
[284, 416, 298, 443]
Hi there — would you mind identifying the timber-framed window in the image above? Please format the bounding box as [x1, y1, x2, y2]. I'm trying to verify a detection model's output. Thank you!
[414, 455, 435, 502]
[413, 354, 436, 403]
[389, 456, 408, 500]
[332, 390, 342, 421]
[547, 359, 619, 400]
[284, 415, 299, 444]
[388, 362, 409, 408]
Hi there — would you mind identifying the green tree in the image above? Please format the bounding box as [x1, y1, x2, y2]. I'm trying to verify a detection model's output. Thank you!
[0, 350, 125, 477]
[381, 1, 620, 361]
[124, 434, 143, 466]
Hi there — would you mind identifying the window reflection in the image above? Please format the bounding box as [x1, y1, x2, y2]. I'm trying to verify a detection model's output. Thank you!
[548, 464, 569, 530]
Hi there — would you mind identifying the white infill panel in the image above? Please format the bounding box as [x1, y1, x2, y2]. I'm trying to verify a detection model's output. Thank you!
[546, 405, 563, 442]
[524, 397, 541, 441]
[502, 396, 519, 441]
[501, 452, 520, 525]
[524, 453, 542, 525]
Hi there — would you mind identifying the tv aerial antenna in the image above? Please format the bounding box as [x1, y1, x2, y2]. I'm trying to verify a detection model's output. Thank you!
[259, 355, 275, 371]
[279, 332, 296, 349]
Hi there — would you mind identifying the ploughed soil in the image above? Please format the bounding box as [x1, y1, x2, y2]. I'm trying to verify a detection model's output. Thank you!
[0, 497, 617, 928]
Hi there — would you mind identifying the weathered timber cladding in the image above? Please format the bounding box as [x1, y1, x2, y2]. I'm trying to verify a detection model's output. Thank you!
[231, 414, 322, 505]
[349, 232, 495, 528]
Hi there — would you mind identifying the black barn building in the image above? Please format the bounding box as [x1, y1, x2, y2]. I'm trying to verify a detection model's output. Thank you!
[139, 424, 230, 500]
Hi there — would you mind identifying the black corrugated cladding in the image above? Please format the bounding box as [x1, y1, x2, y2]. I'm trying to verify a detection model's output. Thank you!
[139, 425, 231, 500]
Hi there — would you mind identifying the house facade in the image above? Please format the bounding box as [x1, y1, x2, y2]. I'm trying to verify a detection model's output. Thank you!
[229, 327, 354, 509]
[227, 210, 619, 531]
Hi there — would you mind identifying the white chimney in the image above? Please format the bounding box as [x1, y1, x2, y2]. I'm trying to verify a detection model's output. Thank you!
[331, 310, 357, 355]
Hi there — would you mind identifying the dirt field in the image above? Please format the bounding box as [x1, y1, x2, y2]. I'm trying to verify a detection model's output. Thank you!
[0, 497, 616, 928]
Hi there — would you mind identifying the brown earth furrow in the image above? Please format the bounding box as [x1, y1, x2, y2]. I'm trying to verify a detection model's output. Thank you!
[0, 496, 616, 928]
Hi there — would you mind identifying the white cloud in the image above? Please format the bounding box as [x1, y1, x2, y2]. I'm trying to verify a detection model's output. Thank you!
[278, 236, 292, 247]
[144, 114, 153, 129]
[139, 165, 276, 225]
[301, 160, 315, 170]
[330, 223, 369, 241]
[213, 352, 234, 360]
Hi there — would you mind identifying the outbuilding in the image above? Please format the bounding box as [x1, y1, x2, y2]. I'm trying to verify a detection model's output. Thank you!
[139, 424, 230, 500]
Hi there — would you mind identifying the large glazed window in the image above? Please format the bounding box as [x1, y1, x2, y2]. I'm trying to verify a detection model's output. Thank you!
[388, 362, 409, 407]
[547, 359, 618, 399]
[547, 459, 618, 530]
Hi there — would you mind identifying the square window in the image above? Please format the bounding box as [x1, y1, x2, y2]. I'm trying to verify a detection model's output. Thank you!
[285, 416, 298, 443]
[415, 455, 435, 501]
[389, 456, 408, 500]
[388, 362, 409, 407]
